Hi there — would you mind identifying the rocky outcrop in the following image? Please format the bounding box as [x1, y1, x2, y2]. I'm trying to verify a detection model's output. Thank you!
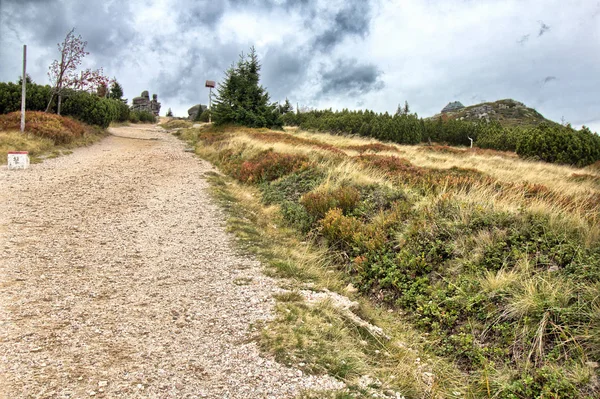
[131, 91, 161, 116]
[188, 104, 207, 120]
[441, 101, 465, 113]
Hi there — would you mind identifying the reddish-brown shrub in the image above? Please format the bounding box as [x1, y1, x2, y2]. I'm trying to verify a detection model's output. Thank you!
[235, 151, 309, 183]
[0, 111, 85, 144]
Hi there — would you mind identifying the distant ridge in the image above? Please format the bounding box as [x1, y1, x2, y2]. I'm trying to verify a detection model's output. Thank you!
[429, 98, 558, 128]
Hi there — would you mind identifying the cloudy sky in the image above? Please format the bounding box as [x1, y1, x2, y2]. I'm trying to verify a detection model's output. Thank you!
[1, 0, 599, 131]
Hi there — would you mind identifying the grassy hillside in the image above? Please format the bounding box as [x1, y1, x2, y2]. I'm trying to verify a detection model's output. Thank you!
[176, 124, 600, 398]
[431, 99, 559, 128]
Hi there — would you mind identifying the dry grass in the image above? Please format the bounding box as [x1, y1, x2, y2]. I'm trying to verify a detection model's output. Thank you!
[293, 129, 600, 197]
[0, 130, 54, 164]
[1, 123, 107, 165]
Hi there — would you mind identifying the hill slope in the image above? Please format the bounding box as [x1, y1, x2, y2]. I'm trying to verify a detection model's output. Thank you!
[430, 98, 558, 128]
[172, 123, 600, 399]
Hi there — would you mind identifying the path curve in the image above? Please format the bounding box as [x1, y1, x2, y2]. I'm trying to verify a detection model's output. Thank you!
[0, 124, 341, 398]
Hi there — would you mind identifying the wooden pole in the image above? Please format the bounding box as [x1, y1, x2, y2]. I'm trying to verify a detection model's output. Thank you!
[208, 87, 212, 124]
[20, 45, 27, 133]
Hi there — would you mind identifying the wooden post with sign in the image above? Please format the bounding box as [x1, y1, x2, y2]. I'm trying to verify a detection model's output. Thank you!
[205, 80, 215, 123]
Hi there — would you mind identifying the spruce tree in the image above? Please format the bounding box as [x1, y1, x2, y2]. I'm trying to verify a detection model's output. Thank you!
[212, 47, 282, 128]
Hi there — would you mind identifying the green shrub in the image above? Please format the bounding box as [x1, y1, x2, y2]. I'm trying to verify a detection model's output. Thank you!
[129, 110, 156, 124]
[516, 123, 600, 166]
[301, 186, 361, 219]
[261, 168, 325, 205]
[61, 91, 120, 128]
[196, 108, 210, 122]
[0, 81, 53, 114]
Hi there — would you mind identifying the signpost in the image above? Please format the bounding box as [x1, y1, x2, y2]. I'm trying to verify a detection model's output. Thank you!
[205, 80, 215, 123]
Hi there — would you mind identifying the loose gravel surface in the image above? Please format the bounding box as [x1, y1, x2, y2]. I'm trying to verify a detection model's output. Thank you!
[0, 124, 342, 398]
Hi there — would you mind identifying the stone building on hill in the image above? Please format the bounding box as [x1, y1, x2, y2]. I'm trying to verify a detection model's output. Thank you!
[131, 91, 161, 116]
[441, 101, 465, 113]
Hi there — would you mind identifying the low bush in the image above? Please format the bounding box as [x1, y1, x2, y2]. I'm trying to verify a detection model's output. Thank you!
[261, 168, 325, 205]
[234, 150, 309, 183]
[61, 91, 120, 128]
[0, 111, 84, 144]
[0, 81, 53, 114]
[517, 123, 600, 166]
[301, 186, 361, 219]
[196, 109, 210, 122]
[129, 110, 156, 124]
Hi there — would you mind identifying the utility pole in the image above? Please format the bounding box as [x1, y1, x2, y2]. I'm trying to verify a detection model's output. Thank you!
[20, 45, 27, 133]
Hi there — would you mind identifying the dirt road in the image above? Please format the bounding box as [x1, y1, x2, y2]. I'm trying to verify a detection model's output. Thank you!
[0, 124, 340, 398]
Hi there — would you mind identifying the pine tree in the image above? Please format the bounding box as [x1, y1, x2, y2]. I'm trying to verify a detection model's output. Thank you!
[166, 108, 173, 117]
[109, 81, 124, 100]
[212, 47, 282, 128]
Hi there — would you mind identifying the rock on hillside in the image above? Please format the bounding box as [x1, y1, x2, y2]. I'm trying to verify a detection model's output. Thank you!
[188, 104, 207, 120]
[430, 99, 557, 128]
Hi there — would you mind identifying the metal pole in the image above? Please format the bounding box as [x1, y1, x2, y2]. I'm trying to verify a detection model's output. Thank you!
[20, 45, 26, 133]
[208, 87, 212, 124]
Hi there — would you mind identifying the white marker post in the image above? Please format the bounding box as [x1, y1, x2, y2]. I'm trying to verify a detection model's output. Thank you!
[8, 151, 30, 170]
[21, 45, 27, 132]
[205, 80, 215, 123]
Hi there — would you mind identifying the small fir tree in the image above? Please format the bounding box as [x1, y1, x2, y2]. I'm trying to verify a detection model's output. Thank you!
[212, 47, 282, 128]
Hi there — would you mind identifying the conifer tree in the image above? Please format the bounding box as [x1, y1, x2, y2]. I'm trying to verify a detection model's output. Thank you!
[212, 47, 282, 128]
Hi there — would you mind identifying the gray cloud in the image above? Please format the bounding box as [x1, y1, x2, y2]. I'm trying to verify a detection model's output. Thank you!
[177, 1, 227, 27]
[517, 34, 530, 45]
[320, 59, 384, 97]
[313, 2, 371, 51]
[538, 20, 550, 36]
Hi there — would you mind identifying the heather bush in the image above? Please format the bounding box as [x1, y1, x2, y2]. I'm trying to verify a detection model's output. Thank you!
[234, 150, 309, 183]
[0, 111, 84, 144]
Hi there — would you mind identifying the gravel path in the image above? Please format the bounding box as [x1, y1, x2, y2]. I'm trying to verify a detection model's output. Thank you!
[0, 124, 342, 398]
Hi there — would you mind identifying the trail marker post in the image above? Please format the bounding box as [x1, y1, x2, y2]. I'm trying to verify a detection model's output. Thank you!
[205, 80, 215, 123]
[8, 151, 30, 170]
[21, 45, 27, 133]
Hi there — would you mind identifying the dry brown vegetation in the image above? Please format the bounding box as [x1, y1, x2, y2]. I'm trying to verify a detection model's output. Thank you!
[0, 111, 107, 164]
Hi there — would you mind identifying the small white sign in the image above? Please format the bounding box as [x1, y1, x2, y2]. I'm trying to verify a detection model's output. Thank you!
[8, 151, 30, 170]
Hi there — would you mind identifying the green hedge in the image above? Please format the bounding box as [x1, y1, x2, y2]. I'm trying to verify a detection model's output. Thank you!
[0, 82, 52, 114]
[129, 110, 156, 124]
[0, 81, 130, 128]
[283, 109, 600, 166]
[517, 123, 600, 167]
[61, 91, 119, 128]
